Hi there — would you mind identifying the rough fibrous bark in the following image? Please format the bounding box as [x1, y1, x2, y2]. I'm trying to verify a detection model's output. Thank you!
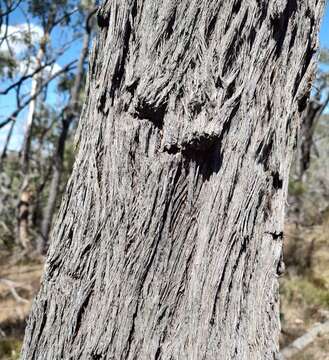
[22, 0, 324, 359]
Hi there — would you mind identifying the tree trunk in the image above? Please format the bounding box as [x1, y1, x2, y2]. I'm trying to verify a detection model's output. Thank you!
[298, 94, 329, 180]
[22, 0, 324, 359]
[18, 45, 45, 249]
[38, 28, 92, 253]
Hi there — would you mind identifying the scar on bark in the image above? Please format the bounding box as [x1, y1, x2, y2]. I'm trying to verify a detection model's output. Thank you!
[97, 8, 110, 28]
[265, 231, 284, 240]
[134, 98, 167, 130]
[162, 131, 224, 180]
[271, 171, 283, 190]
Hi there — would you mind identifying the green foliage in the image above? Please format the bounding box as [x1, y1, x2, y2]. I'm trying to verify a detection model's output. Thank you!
[79, 0, 97, 12]
[0, 51, 17, 79]
[28, 0, 69, 19]
[0, 155, 21, 249]
[288, 179, 306, 197]
[57, 72, 75, 93]
[0, 339, 21, 360]
[281, 278, 329, 308]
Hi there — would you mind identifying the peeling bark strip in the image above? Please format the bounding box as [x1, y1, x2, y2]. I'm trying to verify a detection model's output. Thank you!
[22, 1, 324, 359]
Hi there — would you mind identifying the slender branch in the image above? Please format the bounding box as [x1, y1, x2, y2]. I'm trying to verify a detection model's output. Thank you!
[0, 0, 22, 16]
[86, 6, 99, 34]
[0, 60, 77, 129]
[52, 7, 79, 28]
[0, 59, 56, 95]
[280, 321, 329, 359]
[0, 278, 30, 304]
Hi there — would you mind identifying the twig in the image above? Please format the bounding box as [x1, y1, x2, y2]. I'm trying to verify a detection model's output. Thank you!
[0, 278, 30, 304]
[280, 320, 329, 359]
[0, 60, 77, 129]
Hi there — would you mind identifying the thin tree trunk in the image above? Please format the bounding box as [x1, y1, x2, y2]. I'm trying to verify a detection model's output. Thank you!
[38, 118, 69, 253]
[298, 94, 329, 181]
[38, 29, 92, 253]
[22, 1, 324, 359]
[18, 46, 45, 249]
[0, 117, 15, 170]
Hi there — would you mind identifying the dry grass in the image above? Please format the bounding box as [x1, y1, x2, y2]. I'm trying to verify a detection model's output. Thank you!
[280, 222, 329, 358]
[0, 258, 43, 360]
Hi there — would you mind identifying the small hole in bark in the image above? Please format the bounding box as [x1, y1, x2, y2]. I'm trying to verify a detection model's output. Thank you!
[297, 93, 309, 113]
[266, 231, 283, 240]
[163, 143, 180, 155]
[272, 171, 283, 190]
[97, 12, 110, 28]
[135, 100, 167, 130]
[91, 353, 103, 360]
[182, 133, 224, 181]
[98, 91, 107, 113]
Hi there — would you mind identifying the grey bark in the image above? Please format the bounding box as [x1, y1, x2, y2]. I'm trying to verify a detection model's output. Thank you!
[22, 0, 324, 359]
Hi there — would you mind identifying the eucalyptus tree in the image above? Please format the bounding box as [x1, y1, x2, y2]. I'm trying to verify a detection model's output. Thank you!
[22, 0, 324, 359]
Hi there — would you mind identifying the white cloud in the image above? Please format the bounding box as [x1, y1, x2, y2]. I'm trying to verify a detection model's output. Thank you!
[0, 23, 44, 55]
[0, 23, 62, 77]
[46, 62, 63, 76]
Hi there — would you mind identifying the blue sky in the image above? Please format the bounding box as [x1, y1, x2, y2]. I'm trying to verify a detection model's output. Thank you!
[0, 3, 83, 150]
[320, 3, 329, 48]
[1, 3, 329, 151]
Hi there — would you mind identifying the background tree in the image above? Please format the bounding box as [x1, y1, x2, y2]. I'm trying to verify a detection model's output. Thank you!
[38, 0, 98, 253]
[0, 0, 97, 253]
[21, 1, 325, 359]
[288, 48, 329, 225]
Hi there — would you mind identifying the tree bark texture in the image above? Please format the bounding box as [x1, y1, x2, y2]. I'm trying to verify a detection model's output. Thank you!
[22, 0, 324, 359]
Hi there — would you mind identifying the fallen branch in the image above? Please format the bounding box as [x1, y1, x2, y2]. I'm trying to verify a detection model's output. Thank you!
[0, 278, 31, 304]
[281, 320, 329, 359]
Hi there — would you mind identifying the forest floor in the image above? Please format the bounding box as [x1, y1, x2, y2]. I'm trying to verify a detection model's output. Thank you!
[0, 223, 328, 359]
[0, 255, 43, 360]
